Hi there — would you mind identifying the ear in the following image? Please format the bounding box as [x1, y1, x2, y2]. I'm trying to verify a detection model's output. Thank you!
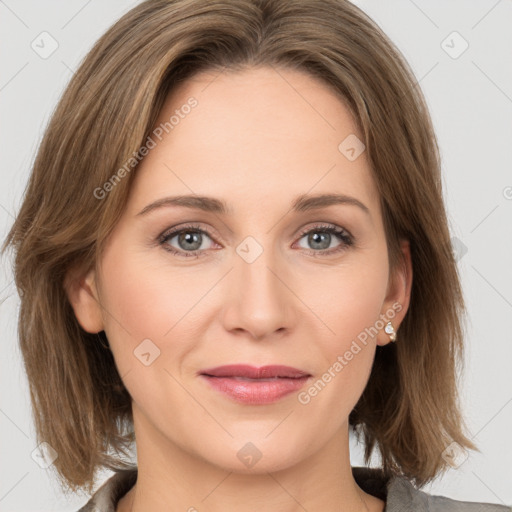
[376, 239, 413, 346]
[64, 265, 104, 333]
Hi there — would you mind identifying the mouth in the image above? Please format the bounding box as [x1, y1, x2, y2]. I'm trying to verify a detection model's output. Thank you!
[199, 364, 311, 379]
[199, 364, 312, 405]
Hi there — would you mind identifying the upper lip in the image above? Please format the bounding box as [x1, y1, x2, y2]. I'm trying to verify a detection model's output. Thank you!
[200, 364, 310, 379]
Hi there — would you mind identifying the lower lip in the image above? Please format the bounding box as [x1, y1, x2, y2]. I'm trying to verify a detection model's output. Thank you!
[200, 375, 310, 404]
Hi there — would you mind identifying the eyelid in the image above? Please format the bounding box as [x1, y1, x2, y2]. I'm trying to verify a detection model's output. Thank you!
[158, 222, 221, 244]
[296, 222, 353, 240]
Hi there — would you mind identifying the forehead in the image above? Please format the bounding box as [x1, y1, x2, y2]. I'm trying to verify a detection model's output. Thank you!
[130, 65, 379, 219]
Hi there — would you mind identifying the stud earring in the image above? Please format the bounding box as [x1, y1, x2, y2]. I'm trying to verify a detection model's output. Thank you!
[384, 321, 397, 342]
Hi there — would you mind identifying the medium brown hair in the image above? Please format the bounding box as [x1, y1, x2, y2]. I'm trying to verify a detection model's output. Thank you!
[3, 0, 477, 493]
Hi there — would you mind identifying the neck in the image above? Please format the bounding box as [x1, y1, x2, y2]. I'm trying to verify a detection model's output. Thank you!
[117, 406, 384, 512]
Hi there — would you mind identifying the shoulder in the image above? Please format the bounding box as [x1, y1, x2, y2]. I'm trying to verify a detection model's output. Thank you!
[387, 473, 511, 512]
[352, 466, 511, 512]
[77, 468, 138, 512]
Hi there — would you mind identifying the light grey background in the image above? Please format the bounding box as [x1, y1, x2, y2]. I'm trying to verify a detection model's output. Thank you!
[1, 1, 511, 510]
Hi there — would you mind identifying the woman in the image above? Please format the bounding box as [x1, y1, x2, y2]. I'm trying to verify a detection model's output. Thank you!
[3, 0, 509, 511]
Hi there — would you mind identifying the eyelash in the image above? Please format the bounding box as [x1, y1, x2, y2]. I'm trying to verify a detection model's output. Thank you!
[158, 222, 354, 259]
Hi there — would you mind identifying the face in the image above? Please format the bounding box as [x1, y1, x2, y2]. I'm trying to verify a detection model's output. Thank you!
[70, 65, 411, 473]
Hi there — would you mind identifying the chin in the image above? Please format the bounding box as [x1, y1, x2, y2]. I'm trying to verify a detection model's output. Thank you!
[190, 433, 311, 475]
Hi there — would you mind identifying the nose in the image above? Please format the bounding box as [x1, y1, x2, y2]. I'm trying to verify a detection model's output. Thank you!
[221, 245, 297, 341]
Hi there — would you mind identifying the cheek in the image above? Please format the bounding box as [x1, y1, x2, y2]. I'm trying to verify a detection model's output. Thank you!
[296, 255, 388, 408]
[96, 240, 230, 387]
[95, 238, 194, 368]
[304, 254, 389, 347]
[95, 246, 208, 418]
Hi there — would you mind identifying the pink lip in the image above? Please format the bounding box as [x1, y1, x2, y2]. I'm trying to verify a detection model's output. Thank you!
[199, 365, 311, 405]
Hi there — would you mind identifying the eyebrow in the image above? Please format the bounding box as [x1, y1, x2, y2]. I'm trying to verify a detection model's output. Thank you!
[137, 193, 370, 217]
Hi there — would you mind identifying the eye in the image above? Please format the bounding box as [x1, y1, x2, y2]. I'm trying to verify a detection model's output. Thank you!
[159, 223, 216, 258]
[158, 222, 355, 258]
[295, 223, 354, 257]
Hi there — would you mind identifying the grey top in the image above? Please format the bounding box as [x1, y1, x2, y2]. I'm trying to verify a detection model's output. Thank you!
[77, 466, 511, 511]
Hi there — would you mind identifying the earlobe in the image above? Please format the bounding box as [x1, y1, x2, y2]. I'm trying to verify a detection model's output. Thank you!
[377, 239, 413, 346]
[64, 266, 104, 333]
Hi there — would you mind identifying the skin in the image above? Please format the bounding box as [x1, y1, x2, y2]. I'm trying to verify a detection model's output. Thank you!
[67, 65, 412, 512]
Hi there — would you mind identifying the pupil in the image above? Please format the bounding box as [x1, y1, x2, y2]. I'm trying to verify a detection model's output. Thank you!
[310, 232, 330, 250]
[180, 231, 201, 250]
